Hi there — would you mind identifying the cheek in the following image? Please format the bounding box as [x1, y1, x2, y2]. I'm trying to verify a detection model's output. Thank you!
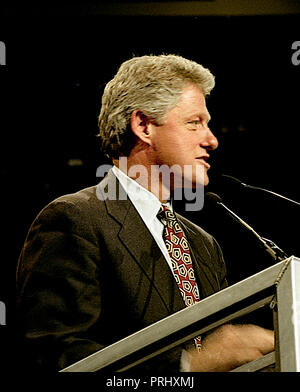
[151, 126, 195, 162]
[152, 129, 177, 152]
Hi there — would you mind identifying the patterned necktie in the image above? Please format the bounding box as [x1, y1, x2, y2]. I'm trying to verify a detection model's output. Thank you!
[157, 204, 202, 351]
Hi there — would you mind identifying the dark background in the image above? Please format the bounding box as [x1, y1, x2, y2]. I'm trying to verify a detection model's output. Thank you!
[0, 2, 299, 361]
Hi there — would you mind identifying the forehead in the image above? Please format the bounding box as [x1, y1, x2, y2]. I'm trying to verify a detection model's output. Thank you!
[171, 84, 210, 119]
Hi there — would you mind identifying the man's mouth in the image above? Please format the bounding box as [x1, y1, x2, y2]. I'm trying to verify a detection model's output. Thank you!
[195, 156, 210, 169]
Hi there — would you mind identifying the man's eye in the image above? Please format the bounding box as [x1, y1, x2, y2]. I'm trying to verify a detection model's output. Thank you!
[188, 120, 200, 125]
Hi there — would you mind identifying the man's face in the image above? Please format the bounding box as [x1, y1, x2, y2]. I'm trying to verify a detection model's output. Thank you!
[149, 84, 218, 188]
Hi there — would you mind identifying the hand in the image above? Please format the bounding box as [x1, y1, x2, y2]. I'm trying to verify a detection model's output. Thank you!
[188, 323, 274, 372]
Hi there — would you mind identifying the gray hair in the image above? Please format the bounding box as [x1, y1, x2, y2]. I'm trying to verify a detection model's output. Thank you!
[98, 54, 215, 159]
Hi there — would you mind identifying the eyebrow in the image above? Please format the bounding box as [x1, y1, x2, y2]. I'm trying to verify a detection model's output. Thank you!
[185, 112, 211, 123]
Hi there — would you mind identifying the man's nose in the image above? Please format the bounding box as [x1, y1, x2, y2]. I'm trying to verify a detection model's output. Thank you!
[200, 128, 219, 150]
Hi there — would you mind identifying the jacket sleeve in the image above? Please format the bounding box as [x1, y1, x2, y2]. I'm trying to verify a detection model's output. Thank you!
[16, 199, 105, 371]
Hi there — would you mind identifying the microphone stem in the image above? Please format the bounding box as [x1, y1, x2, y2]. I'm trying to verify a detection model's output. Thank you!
[218, 202, 278, 260]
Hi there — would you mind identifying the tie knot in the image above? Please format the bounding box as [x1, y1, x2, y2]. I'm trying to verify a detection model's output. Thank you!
[157, 204, 176, 225]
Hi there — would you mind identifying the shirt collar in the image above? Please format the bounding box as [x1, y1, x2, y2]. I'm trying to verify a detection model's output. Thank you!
[112, 165, 172, 223]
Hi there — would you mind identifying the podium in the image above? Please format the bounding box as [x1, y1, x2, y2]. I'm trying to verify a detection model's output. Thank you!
[60, 256, 300, 372]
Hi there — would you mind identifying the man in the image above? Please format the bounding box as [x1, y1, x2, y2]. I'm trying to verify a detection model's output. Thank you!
[16, 54, 274, 372]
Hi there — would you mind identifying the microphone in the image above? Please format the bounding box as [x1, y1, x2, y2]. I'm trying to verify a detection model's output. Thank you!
[205, 192, 289, 262]
[221, 174, 300, 207]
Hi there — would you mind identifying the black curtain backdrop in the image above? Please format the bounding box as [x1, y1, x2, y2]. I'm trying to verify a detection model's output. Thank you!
[1, 11, 299, 373]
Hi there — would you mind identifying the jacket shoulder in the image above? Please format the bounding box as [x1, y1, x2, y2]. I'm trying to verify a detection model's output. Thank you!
[176, 212, 214, 243]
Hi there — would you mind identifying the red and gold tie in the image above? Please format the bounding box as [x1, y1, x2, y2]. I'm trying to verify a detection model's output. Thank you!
[157, 204, 202, 351]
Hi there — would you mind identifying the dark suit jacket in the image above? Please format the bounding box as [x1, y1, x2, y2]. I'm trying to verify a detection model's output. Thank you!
[16, 170, 227, 372]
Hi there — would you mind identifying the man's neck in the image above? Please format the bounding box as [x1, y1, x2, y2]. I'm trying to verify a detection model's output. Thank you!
[114, 156, 171, 203]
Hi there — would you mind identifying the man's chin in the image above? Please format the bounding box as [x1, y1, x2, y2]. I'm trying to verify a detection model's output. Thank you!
[186, 175, 209, 189]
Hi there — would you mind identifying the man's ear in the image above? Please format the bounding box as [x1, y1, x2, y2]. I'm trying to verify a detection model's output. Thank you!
[130, 110, 152, 146]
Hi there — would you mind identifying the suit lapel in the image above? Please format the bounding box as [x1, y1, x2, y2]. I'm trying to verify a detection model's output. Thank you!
[119, 203, 185, 313]
[97, 170, 185, 315]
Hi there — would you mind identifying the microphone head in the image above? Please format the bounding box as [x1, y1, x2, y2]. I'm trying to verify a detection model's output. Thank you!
[221, 174, 245, 187]
[205, 192, 223, 204]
